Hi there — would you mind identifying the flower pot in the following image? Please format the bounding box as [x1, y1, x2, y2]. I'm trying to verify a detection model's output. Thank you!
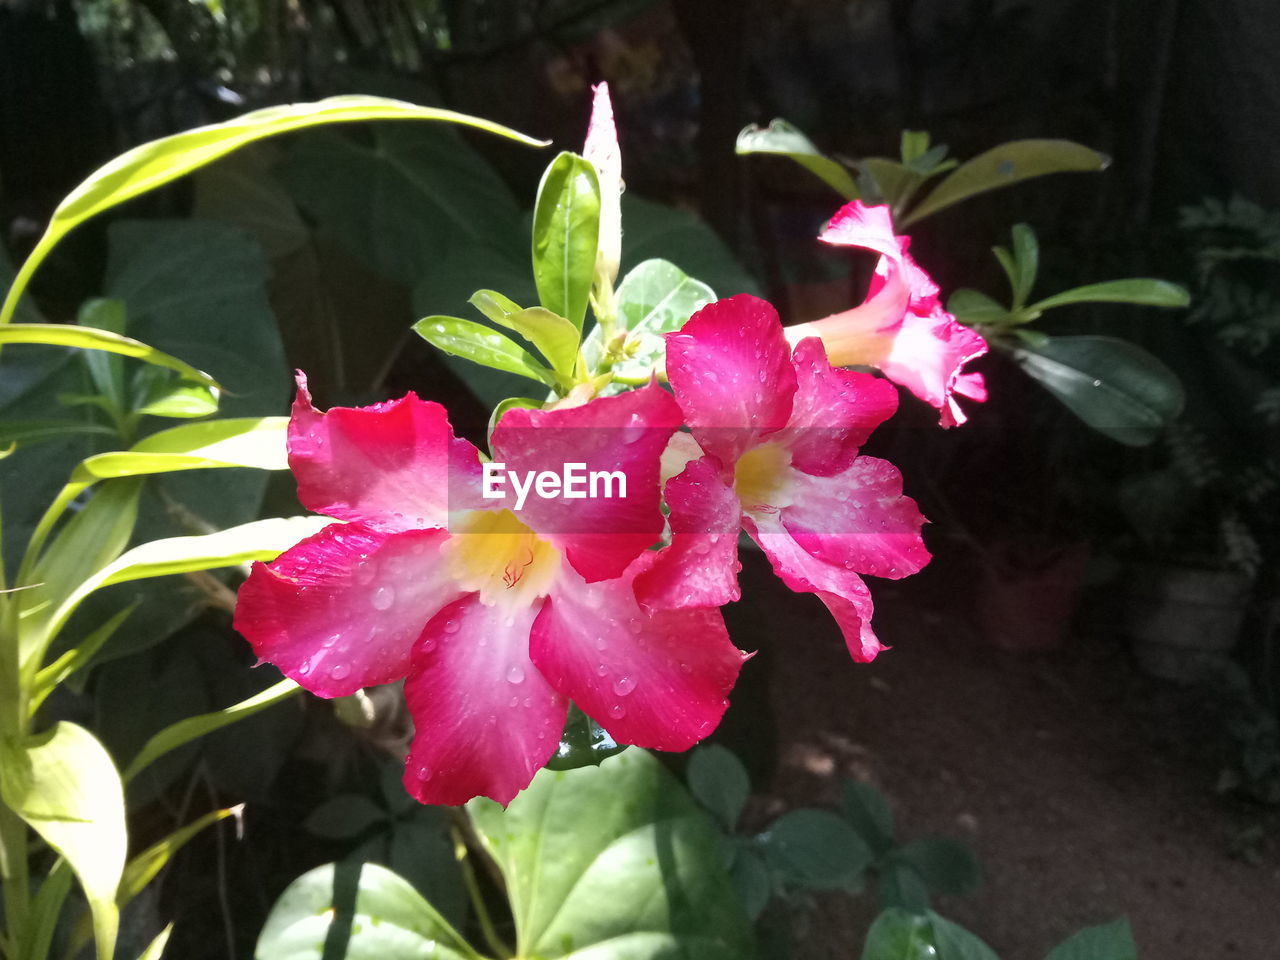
[1125, 563, 1253, 683]
[976, 540, 1091, 652]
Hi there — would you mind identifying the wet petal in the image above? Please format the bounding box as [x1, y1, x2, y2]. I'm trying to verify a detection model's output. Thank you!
[745, 513, 885, 662]
[289, 371, 481, 531]
[784, 337, 899, 475]
[234, 523, 460, 697]
[665, 295, 797, 465]
[531, 557, 749, 751]
[403, 595, 566, 806]
[488, 383, 681, 582]
[880, 303, 989, 427]
[634, 456, 743, 610]
[781, 456, 930, 579]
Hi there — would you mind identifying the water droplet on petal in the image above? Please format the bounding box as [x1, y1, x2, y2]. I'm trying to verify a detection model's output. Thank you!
[507, 664, 525, 684]
[593, 636, 608, 651]
[608, 703, 626, 719]
[371, 586, 395, 610]
[612, 675, 636, 696]
[443, 619, 460, 634]
[298, 660, 312, 676]
[329, 663, 351, 681]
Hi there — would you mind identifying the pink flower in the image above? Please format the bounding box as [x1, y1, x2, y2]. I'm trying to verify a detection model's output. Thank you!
[783, 201, 988, 427]
[636, 295, 931, 661]
[233, 374, 748, 806]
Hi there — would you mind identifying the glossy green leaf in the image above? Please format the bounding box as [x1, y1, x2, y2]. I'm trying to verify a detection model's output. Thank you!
[1012, 335, 1185, 445]
[730, 846, 773, 922]
[77, 417, 289, 482]
[736, 119, 859, 199]
[468, 749, 753, 958]
[468, 292, 581, 378]
[762, 808, 873, 891]
[544, 702, 629, 771]
[1045, 918, 1137, 960]
[947, 289, 1012, 327]
[412, 315, 559, 388]
[0, 419, 115, 447]
[1028, 278, 1190, 313]
[859, 158, 929, 213]
[841, 780, 896, 855]
[0, 324, 218, 390]
[688, 743, 751, 831]
[135, 925, 173, 960]
[1010, 224, 1040, 307]
[532, 151, 602, 330]
[861, 908, 939, 960]
[134, 375, 221, 419]
[878, 860, 931, 912]
[255, 861, 479, 960]
[904, 139, 1109, 225]
[76, 298, 128, 411]
[0, 96, 543, 325]
[895, 836, 983, 897]
[487, 396, 543, 441]
[929, 912, 1001, 960]
[0, 722, 126, 960]
[122, 677, 300, 783]
[583, 258, 716, 383]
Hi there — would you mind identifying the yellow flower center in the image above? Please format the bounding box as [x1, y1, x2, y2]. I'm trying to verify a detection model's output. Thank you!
[443, 510, 561, 609]
[734, 442, 795, 511]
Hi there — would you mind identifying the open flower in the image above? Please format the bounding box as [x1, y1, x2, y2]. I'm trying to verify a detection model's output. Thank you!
[636, 295, 931, 661]
[783, 201, 988, 427]
[234, 374, 748, 806]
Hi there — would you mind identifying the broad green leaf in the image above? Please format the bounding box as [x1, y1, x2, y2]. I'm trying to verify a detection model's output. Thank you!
[532, 152, 602, 330]
[730, 847, 773, 921]
[948, 288, 1013, 326]
[900, 131, 932, 166]
[412, 315, 559, 388]
[75, 417, 289, 482]
[0, 722, 126, 960]
[687, 743, 751, 831]
[134, 374, 221, 418]
[254, 861, 479, 960]
[0, 324, 218, 390]
[878, 860, 931, 912]
[544, 702, 629, 771]
[583, 258, 716, 383]
[895, 836, 983, 897]
[904, 140, 1109, 225]
[304, 795, 388, 839]
[1012, 335, 1185, 446]
[620, 195, 760, 298]
[46, 515, 330, 645]
[861, 908, 938, 960]
[0, 96, 543, 324]
[468, 749, 754, 959]
[841, 780, 896, 855]
[122, 677, 301, 783]
[77, 298, 127, 411]
[929, 912, 1001, 960]
[468, 292, 581, 379]
[859, 158, 929, 213]
[762, 808, 874, 891]
[1010, 224, 1040, 307]
[1028, 279, 1190, 313]
[736, 120, 859, 199]
[1045, 918, 1137, 960]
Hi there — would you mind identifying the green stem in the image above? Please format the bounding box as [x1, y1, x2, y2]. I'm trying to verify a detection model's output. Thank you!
[449, 824, 510, 959]
[0, 803, 31, 960]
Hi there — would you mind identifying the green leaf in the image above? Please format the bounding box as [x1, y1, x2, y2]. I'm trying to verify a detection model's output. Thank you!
[304, 795, 388, 839]
[122, 677, 301, 783]
[762, 808, 873, 891]
[895, 836, 983, 896]
[859, 158, 929, 213]
[134, 374, 221, 419]
[120, 806, 241, 904]
[77, 298, 128, 411]
[468, 749, 753, 958]
[1012, 335, 1185, 446]
[730, 847, 773, 921]
[949, 289, 1014, 327]
[255, 861, 479, 960]
[488, 396, 543, 441]
[468, 292, 581, 379]
[1010, 224, 1040, 307]
[620, 195, 760, 298]
[0, 419, 116, 448]
[0, 324, 218, 391]
[687, 743, 751, 831]
[583, 258, 716, 383]
[0, 722, 126, 960]
[532, 151, 602, 330]
[904, 139, 1109, 225]
[543, 702, 629, 771]
[412, 315, 559, 388]
[841, 780, 896, 854]
[1028, 279, 1190, 312]
[74, 417, 289, 483]
[861, 908, 938, 960]
[0, 95, 544, 325]
[736, 120, 859, 199]
[33, 602, 137, 705]
[900, 131, 932, 166]
[135, 924, 173, 960]
[929, 912, 1001, 960]
[1045, 918, 1137, 960]
[878, 860, 932, 912]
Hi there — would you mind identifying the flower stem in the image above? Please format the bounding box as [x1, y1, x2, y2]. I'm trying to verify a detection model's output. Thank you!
[449, 823, 511, 959]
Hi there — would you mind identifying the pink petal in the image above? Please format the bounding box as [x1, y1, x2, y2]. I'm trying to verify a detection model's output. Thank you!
[531, 556, 750, 751]
[942, 369, 988, 428]
[783, 337, 899, 476]
[583, 82, 622, 283]
[665, 295, 797, 466]
[880, 303, 989, 427]
[288, 371, 481, 531]
[634, 456, 743, 610]
[403, 595, 566, 806]
[488, 383, 681, 582]
[744, 513, 884, 662]
[818, 201, 903, 261]
[780, 456, 931, 579]
[234, 523, 461, 697]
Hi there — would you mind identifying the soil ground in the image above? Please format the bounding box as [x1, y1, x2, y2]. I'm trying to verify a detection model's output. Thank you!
[725, 550, 1280, 960]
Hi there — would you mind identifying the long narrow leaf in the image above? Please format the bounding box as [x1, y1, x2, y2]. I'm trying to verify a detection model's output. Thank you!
[0, 324, 218, 390]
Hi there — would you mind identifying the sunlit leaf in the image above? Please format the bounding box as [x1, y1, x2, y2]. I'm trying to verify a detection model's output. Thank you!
[1028, 279, 1190, 313]
[904, 139, 1109, 225]
[532, 152, 601, 331]
[469, 292, 581, 379]
[736, 119, 860, 199]
[412, 315, 559, 388]
[0, 324, 217, 390]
